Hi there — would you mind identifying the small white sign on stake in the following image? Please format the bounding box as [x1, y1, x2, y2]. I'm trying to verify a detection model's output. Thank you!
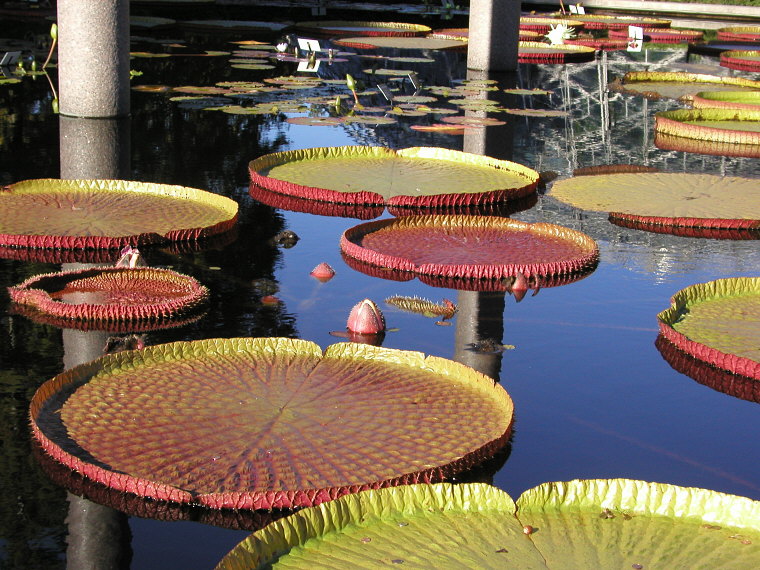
[569, 5, 586, 15]
[297, 58, 321, 73]
[297, 38, 321, 53]
[627, 26, 643, 52]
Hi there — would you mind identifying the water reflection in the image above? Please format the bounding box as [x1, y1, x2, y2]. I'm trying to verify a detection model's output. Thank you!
[1, 11, 759, 570]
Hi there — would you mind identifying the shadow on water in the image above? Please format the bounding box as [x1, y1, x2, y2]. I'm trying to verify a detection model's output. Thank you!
[0, 6, 759, 569]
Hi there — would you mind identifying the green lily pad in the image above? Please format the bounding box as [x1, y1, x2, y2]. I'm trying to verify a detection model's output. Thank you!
[0, 179, 238, 250]
[294, 20, 431, 38]
[692, 91, 760, 112]
[612, 72, 760, 101]
[217, 480, 760, 568]
[31, 338, 514, 510]
[655, 108, 760, 145]
[518, 41, 596, 64]
[249, 146, 539, 209]
[717, 26, 760, 42]
[657, 277, 760, 379]
[721, 50, 760, 73]
[560, 13, 671, 30]
[335, 36, 466, 51]
[549, 172, 760, 233]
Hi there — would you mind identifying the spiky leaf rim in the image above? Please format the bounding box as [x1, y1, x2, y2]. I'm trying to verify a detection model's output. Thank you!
[30, 337, 514, 510]
[294, 20, 431, 38]
[518, 42, 596, 64]
[655, 335, 760, 404]
[692, 90, 760, 112]
[559, 13, 671, 30]
[340, 215, 600, 283]
[656, 277, 760, 379]
[608, 28, 703, 44]
[217, 479, 759, 569]
[716, 26, 760, 42]
[8, 266, 209, 331]
[622, 71, 760, 92]
[0, 179, 239, 250]
[609, 213, 760, 240]
[249, 146, 539, 208]
[720, 51, 760, 73]
[654, 108, 760, 145]
[518, 17, 586, 34]
[654, 131, 760, 159]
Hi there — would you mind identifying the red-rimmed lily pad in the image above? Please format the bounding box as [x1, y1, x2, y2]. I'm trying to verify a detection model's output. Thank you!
[654, 108, 760, 146]
[249, 146, 539, 210]
[340, 215, 599, 290]
[557, 13, 671, 30]
[717, 26, 760, 43]
[217, 479, 760, 568]
[334, 36, 466, 51]
[8, 266, 209, 332]
[519, 17, 585, 35]
[549, 172, 760, 235]
[655, 335, 760, 404]
[518, 41, 596, 64]
[611, 72, 760, 101]
[692, 90, 760, 111]
[654, 131, 760, 161]
[608, 27, 703, 44]
[31, 338, 514, 510]
[294, 20, 431, 38]
[721, 50, 760, 73]
[657, 277, 760, 380]
[566, 37, 629, 51]
[0, 179, 238, 250]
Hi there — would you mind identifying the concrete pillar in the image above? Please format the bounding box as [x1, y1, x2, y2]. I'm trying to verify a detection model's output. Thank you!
[59, 116, 131, 180]
[467, 0, 522, 72]
[57, 0, 130, 118]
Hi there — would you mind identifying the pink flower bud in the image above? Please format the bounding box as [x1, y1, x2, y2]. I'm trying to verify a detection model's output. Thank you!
[347, 298, 386, 334]
[310, 262, 336, 282]
[510, 273, 529, 302]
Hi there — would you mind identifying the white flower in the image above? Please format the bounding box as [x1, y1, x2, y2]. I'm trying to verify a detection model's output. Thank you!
[545, 24, 576, 45]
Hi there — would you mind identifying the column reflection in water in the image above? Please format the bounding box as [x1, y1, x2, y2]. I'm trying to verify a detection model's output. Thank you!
[59, 115, 132, 570]
[453, 69, 519, 484]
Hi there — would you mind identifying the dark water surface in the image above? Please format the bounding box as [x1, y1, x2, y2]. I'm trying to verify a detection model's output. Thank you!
[0, 11, 759, 569]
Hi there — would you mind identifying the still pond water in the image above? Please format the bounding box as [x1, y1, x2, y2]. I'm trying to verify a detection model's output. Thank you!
[0, 12, 759, 569]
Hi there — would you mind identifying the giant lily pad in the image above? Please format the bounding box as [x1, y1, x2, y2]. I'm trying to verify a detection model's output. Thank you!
[294, 20, 431, 37]
[560, 13, 671, 30]
[217, 480, 760, 568]
[654, 131, 760, 161]
[549, 172, 760, 234]
[717, 26, 760, 43]
[249, 146, 539, 209]
[654, 108, 760, 146]
[31, 338, 514, 510]
[657, 277, 760, 380]
[611, 72, 760, 101]
[334, 36, 466, 50]
[692, 90, 760, 112]
[656, 335, 760, 404]
[8, 266, 209, 332]
[519, 16, 585, 35]
[518, 41, 596, 64]
[0, 179, 238, 250]
[721, 50, 760, 73]
[340, 215, 599, 290]
[608, 27, 703, 44]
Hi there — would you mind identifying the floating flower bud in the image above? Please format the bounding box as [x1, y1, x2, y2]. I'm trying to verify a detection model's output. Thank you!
[510, 273, 529, 302]
[310, 262, 336, 282]
[347, 298, 385, 335]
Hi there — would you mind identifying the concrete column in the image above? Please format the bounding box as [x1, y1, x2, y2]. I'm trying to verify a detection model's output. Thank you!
[467, 0, 521, 72]
[59, 116, 131, 180]
[57, 0, 130, 118]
